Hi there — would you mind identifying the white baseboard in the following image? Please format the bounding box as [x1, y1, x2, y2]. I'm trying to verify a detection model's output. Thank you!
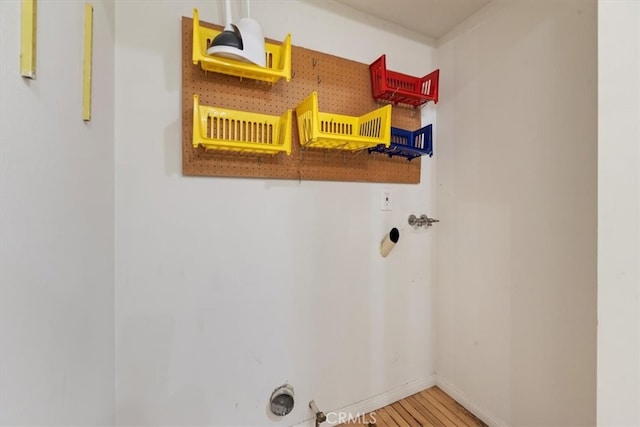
[435, 376, 509, 427]
[291, 375, 436, 427]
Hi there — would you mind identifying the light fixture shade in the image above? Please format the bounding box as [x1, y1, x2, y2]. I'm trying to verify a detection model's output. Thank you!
[207, 18, 266, 67]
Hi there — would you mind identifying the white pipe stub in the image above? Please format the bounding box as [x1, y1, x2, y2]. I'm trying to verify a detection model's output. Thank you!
[380, 227, 400, 257]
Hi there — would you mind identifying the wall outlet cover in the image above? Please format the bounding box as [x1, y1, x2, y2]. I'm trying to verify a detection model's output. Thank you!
[381, 190, 392, 211]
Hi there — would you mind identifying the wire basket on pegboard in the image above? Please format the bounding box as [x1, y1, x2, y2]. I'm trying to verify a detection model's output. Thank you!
[192, 95, 292, 155]
[295, 91, 392, 151]
[369, 55, 439, 109]
[369, 124, 433, 161]
[192, 9, 292, 84]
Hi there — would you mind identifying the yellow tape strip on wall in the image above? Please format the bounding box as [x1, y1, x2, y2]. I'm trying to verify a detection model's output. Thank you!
[83, 3, 93, 121]
[20, 0, 36, 78]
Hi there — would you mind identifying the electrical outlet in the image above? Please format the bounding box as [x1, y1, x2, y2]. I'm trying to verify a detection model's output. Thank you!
[381, 189, 392, 211]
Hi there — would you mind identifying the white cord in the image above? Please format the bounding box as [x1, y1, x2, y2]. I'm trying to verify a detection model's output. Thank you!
[224, 0, 232, 25]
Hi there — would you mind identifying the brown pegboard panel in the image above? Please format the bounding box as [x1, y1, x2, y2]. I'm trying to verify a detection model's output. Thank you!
[182, 17, 422, 183]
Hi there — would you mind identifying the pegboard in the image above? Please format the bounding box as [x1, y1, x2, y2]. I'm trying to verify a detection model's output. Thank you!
[182, 17, 423, 183]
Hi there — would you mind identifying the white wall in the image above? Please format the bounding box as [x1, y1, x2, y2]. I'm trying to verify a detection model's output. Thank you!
[0, 0, 115, 425]
[597, 1, 640, 425]
[435, 1, 597, 425]
[114, 1, 436, 425]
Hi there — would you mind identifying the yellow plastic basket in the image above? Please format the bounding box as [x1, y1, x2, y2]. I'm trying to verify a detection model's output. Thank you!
[295, 92, 392, 151]
[192, 9, 292, 84]
[192, 95, 292, 155]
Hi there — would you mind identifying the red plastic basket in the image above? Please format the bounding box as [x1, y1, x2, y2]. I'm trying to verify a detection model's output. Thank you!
[369, 55, 439, 108]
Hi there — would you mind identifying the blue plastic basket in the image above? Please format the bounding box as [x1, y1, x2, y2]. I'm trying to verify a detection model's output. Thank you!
[369, 124, 433, 160]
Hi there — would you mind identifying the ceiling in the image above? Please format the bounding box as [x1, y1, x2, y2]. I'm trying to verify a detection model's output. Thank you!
[329, 0, 491, 39]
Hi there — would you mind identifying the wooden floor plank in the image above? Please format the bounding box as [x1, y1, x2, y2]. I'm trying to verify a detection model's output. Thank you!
[429, 387, 487, 426]
[376, 408, 399, 426]
[411, 393, 457, 426]
[421, 389, 473, 426]
[398, 398, 437, 427]
[419, 389, 471, 426]
[338, 386, 487, 427]
[391, 401, 422, 427]
[384, 404, 411, 427]
[406, 395, 445, 426]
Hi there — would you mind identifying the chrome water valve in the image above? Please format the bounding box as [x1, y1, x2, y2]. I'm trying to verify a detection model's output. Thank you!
[408, 214, 439, 227]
